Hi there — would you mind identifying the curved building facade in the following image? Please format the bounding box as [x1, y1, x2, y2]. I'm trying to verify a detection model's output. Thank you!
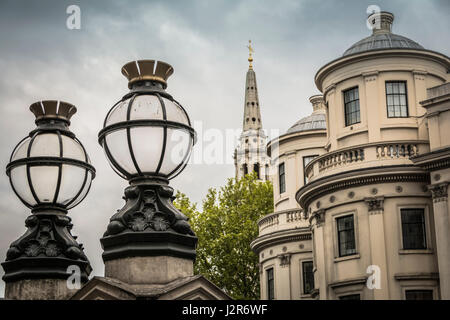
[253, 11, 450, 300]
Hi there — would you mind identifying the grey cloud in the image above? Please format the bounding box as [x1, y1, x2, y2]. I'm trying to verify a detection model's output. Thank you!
[0, 0, 448, 297]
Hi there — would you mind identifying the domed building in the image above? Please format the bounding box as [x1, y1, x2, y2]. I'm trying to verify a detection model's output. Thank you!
[250, 95, 327, 300]
[253, 11, 450, 300]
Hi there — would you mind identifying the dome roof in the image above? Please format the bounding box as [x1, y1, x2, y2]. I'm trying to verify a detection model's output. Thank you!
[287, 112, 326, 134]
[343, 32, 424, 56]
[343, 11, 424, 57]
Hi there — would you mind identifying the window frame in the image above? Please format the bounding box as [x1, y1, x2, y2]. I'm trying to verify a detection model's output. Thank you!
[336, 214, 357, 257]
[253, 163, 260, 179]
[385, 81, 409, 118]
[278, 163, 286, 194]
[301, 260, 314, 295]
[338, 293, 361, 300]
[400, 208, 427, 250]
[405, 289, 434, 300]
[266, 267, 275, 300]
[303, 155, 319, 184]
[343, 86, 361, 127]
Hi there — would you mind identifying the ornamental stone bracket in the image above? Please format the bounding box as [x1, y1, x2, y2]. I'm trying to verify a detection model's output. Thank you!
[309, 209, 325, 228]
[363, 71, 379, 82]
[428, 183, 449, 203]
[278, 254, 291, 267]
[364, 196, 384, 214]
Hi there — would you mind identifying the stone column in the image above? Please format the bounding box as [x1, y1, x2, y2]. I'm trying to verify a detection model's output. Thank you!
[364, 196, 390, 299]
[429, 183, 450, 299]
[363, 72, 381, 143]
[277, 254, 291, 299]
[310, 209, 327, 299]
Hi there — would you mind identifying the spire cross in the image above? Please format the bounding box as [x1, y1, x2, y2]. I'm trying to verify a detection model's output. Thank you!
[247, 40, 254, 69]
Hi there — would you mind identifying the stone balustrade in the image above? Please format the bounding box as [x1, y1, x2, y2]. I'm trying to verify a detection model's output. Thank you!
[258, 208, 307, 236]
[305, 140, 429, 182]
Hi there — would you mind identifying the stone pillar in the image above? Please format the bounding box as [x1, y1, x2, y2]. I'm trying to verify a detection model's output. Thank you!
[310, 209, 327, 300]
[276, 254, 291, 299]
[364, 196, 390, 299]
[429, 183, 450, 299]
[363, 72, 381, 143]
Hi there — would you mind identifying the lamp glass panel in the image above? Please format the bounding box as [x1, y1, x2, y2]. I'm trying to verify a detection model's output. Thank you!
[29, 166, 59, 203]
[102, 147, 127, 179]
[130, 95, 163, 120]
[11, 138, 31, 161]
[68, 171, 92, 209]
[105, 99, 130, 126]
[10, 165, 37, 206]
[159, 128, 190, 176]
[61, 135, 85, 161]
[130, 127, 164, 173]
[163, 98, 189, 125]
[105, 129, 137, 174]
[30, 133, 60, 157]
[57, 165, 86, 205]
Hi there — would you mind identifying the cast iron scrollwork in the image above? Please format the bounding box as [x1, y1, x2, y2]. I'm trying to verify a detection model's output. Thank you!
[6, 214, 88, 262]
[104, 184, 195, 237]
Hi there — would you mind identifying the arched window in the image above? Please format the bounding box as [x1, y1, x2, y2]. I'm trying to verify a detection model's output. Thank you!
[253, 163, 260, 179]
[243, 164, 248, 175]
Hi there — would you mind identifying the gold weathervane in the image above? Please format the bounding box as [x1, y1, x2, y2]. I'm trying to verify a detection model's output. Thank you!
[247, 40, 254, 69]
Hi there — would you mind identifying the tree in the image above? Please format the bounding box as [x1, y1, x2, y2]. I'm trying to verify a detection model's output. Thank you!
[174, 173, 273, 299]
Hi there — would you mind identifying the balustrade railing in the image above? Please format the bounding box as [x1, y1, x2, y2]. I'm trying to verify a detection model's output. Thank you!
[305, 141, 427, 182]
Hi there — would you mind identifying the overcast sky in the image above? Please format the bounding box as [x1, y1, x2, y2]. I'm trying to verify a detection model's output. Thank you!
[0, 0, 449, 297]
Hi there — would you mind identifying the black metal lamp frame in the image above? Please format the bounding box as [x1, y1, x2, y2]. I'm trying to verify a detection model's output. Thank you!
[2, 102, 94, 284]
[99, 80, 198, 262]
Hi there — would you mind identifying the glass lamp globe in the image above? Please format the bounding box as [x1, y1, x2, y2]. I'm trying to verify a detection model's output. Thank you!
[6, 100, 96, 212]
[98, 60, 196, 182]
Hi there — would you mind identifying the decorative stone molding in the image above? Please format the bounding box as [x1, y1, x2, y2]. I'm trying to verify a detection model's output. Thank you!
[297, 171, 429, 209]
[363, 71, 378, 82]
[309, 209, 325, 228]
[364, 196, 384, 214]
[412, 70, 427, 81]
[428, 183, 449, 203]
[278, 254, 291, 267]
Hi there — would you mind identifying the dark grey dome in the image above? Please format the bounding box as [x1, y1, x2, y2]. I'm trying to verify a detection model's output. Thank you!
[343, 32, 424, 56]
[287, 112, 326, 133]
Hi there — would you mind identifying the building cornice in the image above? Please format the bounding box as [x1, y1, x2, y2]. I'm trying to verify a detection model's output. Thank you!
[296, 165, 429, 209]
[250, 227, 311, 253]
[411, 146, 450, 171]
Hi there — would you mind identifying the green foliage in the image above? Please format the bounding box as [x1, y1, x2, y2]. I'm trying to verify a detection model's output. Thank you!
[174, 172, 273, 299]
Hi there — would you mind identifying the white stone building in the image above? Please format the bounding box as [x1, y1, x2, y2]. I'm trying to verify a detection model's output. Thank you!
[252, 11, 450, 300]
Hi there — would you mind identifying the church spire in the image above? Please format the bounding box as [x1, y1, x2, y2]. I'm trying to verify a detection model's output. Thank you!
[243, 40, 262, 131]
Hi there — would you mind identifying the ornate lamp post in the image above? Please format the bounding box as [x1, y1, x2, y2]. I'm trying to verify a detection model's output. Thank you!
[2, 100, 95, 299]
[98, 60, 197, 283]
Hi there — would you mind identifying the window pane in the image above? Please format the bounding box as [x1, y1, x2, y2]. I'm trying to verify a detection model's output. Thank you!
[340, 294, 360, 300]
[386, 83, 392, 94]
[337, 215, 356, 257]
[405, 290, 433, 300]
[386, 82, 408, 118]
[302, 261, 314, 294]
[401, 208, 426, 249]
[267, 268, 274, 300]
[344, 88, 360, 126]
[279, 163, 286, 193]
